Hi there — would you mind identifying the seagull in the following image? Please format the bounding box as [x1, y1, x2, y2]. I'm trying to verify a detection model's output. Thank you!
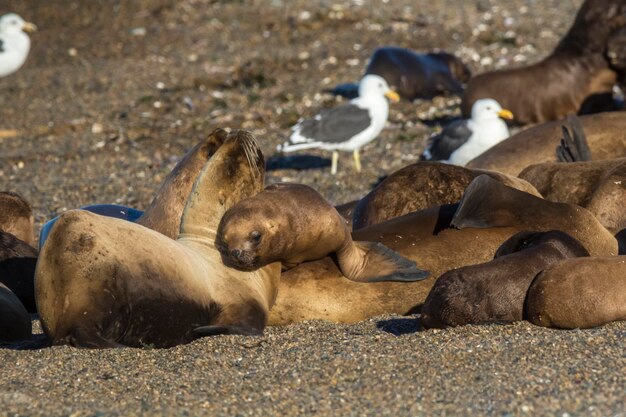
[0, 13, 37, 78]
[420, 98, 513, 166]
[279, 74, 400, 175]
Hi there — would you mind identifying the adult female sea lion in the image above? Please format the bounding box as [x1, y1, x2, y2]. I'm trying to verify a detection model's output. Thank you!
[461, 0, 626, 124]
[35, 130, 281, 348]
[217, 183, 429, 282]
[466, 112, 626, 175]
[519, 158, 626, 233]
[420, 231, 590, 329]
[351, 162, 540, 230]
[525, 256, 626, 329]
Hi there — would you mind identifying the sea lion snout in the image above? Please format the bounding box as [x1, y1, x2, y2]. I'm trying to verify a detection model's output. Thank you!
[223, 247, 260, 271]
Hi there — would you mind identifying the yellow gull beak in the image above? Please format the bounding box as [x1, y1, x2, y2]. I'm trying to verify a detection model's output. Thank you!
[385, 90, 400, 103]
[497, 109, 514, 120]
[22, 21, 37, 33]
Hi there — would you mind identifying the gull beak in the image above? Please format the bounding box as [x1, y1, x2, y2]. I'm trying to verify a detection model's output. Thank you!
[497, 109, 514, 120]
[22, 22, 37, 33]
[385, 90, 400, 103]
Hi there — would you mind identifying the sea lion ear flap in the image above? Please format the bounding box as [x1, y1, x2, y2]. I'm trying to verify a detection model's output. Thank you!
[192, 325, 263, 338]
[451, 175, 525, 229]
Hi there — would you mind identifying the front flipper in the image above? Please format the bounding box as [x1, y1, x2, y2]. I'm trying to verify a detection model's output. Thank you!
[337, 241, 430, 283]
[192, 325, 263, 338]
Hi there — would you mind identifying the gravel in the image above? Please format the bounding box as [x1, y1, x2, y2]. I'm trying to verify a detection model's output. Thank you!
[2, 0, 625, 415]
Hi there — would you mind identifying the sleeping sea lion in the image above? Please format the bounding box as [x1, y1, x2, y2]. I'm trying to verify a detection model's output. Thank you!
[0, 191, 35, 246]
[525, 256, 626, 329]
[420, 230, 590, 329]
[35, 130, 280, 348]
[0, 282, 30, 342]
[217, 183, 429, 282]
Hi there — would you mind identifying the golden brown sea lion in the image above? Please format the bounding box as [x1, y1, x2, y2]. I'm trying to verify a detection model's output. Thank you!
[420, 231, 590, 329]
[461, 0, 626, 124]
[525, 256, 626, 329]
[0, 191, 34, 246]
[351, 162, 541, 230]
[217, 183, 429, 282]
[0, 282, 30, 342]
[519, 158, 626, 233]
[35, 130, 281, 348]
[466, 112, 626, 175]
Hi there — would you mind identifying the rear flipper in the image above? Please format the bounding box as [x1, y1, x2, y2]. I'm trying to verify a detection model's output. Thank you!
[337, 241, 430, 283]
[556, 113, 591, 162]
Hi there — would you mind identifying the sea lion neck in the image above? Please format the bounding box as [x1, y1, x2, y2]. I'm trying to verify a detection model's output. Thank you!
[179, 129, 265, 241]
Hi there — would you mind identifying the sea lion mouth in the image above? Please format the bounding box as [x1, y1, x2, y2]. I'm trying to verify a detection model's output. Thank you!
[219, 247, 261, 271]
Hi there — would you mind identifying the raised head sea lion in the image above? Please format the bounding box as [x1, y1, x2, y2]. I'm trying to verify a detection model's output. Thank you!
[328, 48, 471, 100]
[467, 112, 626, 175]
[0, 282, 30, 342]
[217, 183, 429, 282]
[0, 191, 34, 246]
[461, 0, 626, 124]
[452, 175, 618, 256]
[39, 131, 225, 248]
[351, 162, 541, 230]
[35, 130, 281, 348]
[519, 158, 626, 233]
[420, 231, 590, 329]
[525, 256, 626, 329]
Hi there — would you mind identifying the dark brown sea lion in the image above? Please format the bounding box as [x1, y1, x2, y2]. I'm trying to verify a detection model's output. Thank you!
[420, 231, 590, 329]
[0, 230, 37, 313]
[0, 191, 34, 246]
[452, 175, 618, 256]
[351, 162, 541, 230]
[328, 48, 471, 100]
[217, 183, 429, 282]
[519, 158, 626, 233]
[35, 130, 281, 348]
[462, 0, 626, 124]
[467, 112, 626, 175]
[525, 256, 626, 329]
[0, 282, 30, 342]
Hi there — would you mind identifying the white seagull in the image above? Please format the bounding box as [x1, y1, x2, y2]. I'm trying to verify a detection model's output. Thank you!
[421, 98, 513, 166]
[279, 74, 400, 175]
[0, 13, 37, 78]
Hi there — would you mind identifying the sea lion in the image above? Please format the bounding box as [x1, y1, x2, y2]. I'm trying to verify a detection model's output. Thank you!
[217, 183, 429, 282]
[467, 112, 626, 175]
[0, 230, 38, 313]
[452, 175, 618, 256]
[351, 162, 541, 230]
[525, 256, 626, 329]
[461, 0, 626, 124]
[519, 158, 626, 234]
[35, 130, 281, 348]
[269, 177, 617, 326]
[0, 282, 30, 342]
[617, 228, 626, 254]
[0, 191, 35, 246]
[39, 131, 225, 248]
[420, 231, 590, 329]
[328, 48, 471, 100]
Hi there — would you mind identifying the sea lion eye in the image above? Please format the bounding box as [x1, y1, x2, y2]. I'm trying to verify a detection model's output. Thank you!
[250, 231, 262, 243]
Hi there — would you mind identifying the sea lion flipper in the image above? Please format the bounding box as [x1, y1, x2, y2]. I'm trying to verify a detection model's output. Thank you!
[192, 325, 263, 338]
[340, 241, 430, 283]
[557, 113, 591, 163]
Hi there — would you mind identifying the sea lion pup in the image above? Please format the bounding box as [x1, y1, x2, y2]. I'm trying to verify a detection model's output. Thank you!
[420, 231, 590, 329]
[0, 282, 31, 342]
[351, 162, 540, 230]
[519, 158, 626, 234]
[466, 112, 626, 175]
[328, 48, 471, 100]
[0, 191, 35, 246]
[525, 256, 626, 329]
[0, 230, 38, 313]
[217, 183, 429, 282]
[35, 130, 282, 348]
[38, 131, 225, 247]
[451, 175, 618, 256]
[461, 0, 626, 124]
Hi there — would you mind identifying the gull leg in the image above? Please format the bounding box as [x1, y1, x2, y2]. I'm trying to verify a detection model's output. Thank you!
[331, 151, 339, 175]
[353, 149, 362, 173]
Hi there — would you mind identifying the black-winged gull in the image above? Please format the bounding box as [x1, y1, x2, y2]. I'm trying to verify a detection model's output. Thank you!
[420, 98, 513, 166]
[279, 74, 400, 175]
